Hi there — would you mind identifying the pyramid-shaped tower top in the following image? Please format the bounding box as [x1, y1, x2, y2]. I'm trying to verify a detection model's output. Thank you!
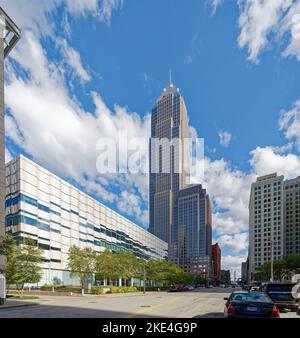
[158, 72, 180, 101]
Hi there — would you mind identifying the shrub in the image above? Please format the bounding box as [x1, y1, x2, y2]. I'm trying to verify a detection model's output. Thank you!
[40, 285, 81, 293]
[136, 286, 169, 292]
[91, 286, 109, 295]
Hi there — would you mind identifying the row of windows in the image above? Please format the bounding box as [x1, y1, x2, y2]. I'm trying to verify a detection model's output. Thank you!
[6, 193, 165, 257]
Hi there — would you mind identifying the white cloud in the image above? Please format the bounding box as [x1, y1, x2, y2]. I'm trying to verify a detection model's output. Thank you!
[250, 146, 300, 179]
[59, 39, 91, 82]
[117, 191, 148, 227]
[5, 148, 12, 163]
[4, 17, 151, 225]
[237, 0, 293, 63]
[66, 0, 123, 22]
[218, 130, 232, 147]
[217, 232, 248, 254]
[279, 99, 300, 150]
[199, 157, 255, 235]
[211, 0, 225, 15]
[222, 255, 246, 279]
[211, 0, 300, 63]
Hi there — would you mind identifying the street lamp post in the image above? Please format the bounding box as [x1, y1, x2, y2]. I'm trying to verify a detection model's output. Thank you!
[270, 240, 274, 283]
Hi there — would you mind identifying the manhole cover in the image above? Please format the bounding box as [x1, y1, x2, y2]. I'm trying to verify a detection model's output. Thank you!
[141, 305, 151, 308]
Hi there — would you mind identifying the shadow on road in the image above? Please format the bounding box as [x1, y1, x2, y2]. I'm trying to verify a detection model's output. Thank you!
[0, 303, 165, 318]
[193, 312, 224, 318]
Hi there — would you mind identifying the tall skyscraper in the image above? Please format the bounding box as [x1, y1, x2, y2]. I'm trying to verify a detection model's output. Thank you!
[149, 80, 212, 275]
[283, 177, 300, 256]
[249, 173, 285, 280]
[149, 80, 189, 260]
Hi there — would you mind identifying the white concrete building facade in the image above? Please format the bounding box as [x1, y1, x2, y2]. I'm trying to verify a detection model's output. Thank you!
[5, 155, 168, 286]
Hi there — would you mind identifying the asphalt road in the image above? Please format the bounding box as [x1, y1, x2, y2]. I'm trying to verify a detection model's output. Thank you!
[0, 288, 298, 318]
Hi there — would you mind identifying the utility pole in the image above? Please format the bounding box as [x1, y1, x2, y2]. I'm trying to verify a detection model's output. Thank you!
[270, 240, 274, 283]
[143, 261, 146, 295]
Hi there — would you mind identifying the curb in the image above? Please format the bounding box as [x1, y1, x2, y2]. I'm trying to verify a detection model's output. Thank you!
[0, 302, 38, 310]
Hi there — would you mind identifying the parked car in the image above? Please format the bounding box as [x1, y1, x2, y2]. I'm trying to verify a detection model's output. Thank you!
[183, 285, 195, 291]
[224, 291, 280, 318]
[260, 283, 299, 312]
[169, 285, 184, 292]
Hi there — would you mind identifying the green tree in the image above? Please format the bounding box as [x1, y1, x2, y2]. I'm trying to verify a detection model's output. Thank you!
[95, 250, 119, 285]
[67, 246, 96, 295]
[15, 238, 43, 297]
[0, 234, 21, 287]
[114, 251, 137, 286]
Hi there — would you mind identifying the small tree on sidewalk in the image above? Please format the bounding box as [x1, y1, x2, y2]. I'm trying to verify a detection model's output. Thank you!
[0, 234, 21, 288]
[67, 246, 96, 295]
[15, 238, 43, 297]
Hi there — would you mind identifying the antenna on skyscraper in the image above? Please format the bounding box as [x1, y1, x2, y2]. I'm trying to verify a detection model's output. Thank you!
[169, 69, 172, 84]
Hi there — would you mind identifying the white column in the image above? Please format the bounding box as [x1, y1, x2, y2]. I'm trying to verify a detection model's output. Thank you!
[119, 278, 122, 287]
[131, 278, 134, 287]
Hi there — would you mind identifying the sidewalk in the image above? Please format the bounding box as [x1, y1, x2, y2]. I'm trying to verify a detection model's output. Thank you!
[0, 299, 37, 310]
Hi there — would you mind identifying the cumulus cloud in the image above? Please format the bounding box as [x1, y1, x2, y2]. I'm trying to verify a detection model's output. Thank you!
[5, 31, 150, 221]
[3, 1, 152, 226]
[66, 0, 123, 22]
[279, 99, 300, 150]
[194, 157, 255, 235]
[117, 191, 149, 227]
[218, 130, 232, 147]
[222, 255, 247, 279]
[217, 233, 248, 254]
[211, 0, 225, 15]
[211, 0, 300, 63]
[59, 39, 91, 82]
[250, 146, 300, 179]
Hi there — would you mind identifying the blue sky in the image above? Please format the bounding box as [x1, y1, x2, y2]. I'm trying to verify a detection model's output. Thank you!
[2, 0, 300, 276]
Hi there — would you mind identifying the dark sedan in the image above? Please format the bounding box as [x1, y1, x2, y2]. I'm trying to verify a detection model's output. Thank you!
[224, 291, 280, 318]
[259, 283, 299, 312]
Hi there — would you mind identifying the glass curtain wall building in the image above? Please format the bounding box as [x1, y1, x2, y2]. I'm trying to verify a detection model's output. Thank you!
[177, 185, 212, 278]
[5, 155, 168, 285]
[149, 81, 189, 263]
[149, 80, 213, 275]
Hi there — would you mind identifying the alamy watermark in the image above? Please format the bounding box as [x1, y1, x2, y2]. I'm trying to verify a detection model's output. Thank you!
[95, 130, 204, 183]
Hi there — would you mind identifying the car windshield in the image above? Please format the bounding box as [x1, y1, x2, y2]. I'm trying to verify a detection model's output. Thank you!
[232, 293, 271, 303]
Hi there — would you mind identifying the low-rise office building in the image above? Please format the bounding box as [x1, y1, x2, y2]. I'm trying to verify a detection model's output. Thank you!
[5, 155, 168, 286]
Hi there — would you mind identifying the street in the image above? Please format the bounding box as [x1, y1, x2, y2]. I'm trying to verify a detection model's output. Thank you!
[0, 288, 298, 318]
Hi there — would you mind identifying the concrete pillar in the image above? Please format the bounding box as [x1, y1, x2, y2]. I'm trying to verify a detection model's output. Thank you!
[131, 278, 134, 287]
[119, 278, 122, 287]
[103, 279, 107, 286]
[0, 13, 5, 276]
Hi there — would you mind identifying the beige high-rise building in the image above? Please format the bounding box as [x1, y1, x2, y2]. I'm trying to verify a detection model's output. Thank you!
[249, 173, 284, 280]
[284, 177, 300, 256]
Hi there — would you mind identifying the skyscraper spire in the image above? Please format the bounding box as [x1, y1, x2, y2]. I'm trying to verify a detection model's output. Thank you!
[169, 69, 172, 84]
